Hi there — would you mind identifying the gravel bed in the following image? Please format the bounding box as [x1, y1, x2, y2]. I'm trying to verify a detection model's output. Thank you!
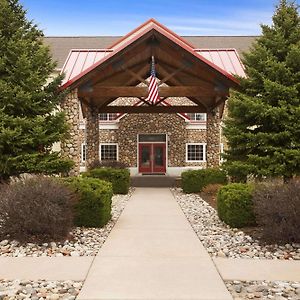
[172, 188, 300, 260]
[0, 279, 82, 300]
[226, 280, 300, 299]
[0, 189, 133, 257]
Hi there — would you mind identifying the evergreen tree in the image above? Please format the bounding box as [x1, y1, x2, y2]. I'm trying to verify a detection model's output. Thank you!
[0, 0, 73, 181]
[223, 0, 300, 181]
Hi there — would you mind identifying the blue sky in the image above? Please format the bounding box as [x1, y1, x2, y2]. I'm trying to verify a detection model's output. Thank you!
[20, 0, 296, 36]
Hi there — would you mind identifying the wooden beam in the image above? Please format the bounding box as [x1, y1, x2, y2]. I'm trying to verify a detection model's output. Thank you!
[79, 86, 223, 98]
[158, 64, 186, 86]
[122, 66, 149, 86]
[157, 64, 209, 109]
[98, 105, 206, 113]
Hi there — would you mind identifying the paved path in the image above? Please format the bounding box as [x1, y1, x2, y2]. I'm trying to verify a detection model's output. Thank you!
[0, 257, 92, 281]
[77, 188, 232, 300]
[214, 257, 300, 282]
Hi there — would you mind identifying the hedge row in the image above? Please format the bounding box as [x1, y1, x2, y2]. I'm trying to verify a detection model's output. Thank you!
[84, 167, 130, 194]
[181, 168, 228, 193]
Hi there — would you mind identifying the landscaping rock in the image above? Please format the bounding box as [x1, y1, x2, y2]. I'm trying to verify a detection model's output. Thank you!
[226, 280, 300, 300]
[0, 280, 83, 299]
[172, 188, 300, 260]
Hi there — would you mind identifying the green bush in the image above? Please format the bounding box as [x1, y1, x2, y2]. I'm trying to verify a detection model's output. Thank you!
[181, 168, 227, 193]
[84, 168, 130, 194]
[217, 183, 255, 228]
[62, 177, 113, 227]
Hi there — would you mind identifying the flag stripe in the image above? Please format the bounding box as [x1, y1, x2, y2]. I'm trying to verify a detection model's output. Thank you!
[146, 56, 160, 104]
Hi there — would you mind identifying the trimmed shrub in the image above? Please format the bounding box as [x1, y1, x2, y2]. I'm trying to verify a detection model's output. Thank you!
[217, 183, 255, 228]
[89, 160, 128, 170]
[84, 168, 130, 194]
[0, 176, 75, 243]
[181, 168, 227, 193]
[62, 177, 113, 228]
[253, 180, 300, 243]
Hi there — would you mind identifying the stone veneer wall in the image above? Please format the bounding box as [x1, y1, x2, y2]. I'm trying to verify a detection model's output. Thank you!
[117, 113, 188, 167]
[61, 89, 80, 176]
[85, 105, 99, 169]
[206, 108, 221, 168]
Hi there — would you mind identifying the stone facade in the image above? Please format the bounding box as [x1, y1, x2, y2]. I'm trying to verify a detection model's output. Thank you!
[117, 113, 187, 167]
[206, 108, 221, 168]
[63, 94, 224, 175]
[61, 89, 81, 176]
[85, 105, 99, 169]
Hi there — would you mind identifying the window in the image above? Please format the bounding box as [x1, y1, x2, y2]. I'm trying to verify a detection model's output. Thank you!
[186, 113, 206, 122]
[100, 143, 118, 161]
[81, 143, 86, 162]
[186, 143, 206, 162]
[99, 113, 118, 121]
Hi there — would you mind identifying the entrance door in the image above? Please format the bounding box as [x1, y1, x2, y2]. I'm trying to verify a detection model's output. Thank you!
[138, 143, 166, 174]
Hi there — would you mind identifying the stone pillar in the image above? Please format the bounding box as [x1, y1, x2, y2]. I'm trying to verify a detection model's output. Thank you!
[86, 105, 99, 169]
[206, 107, 221, 168]
[61, 89, 80, 176]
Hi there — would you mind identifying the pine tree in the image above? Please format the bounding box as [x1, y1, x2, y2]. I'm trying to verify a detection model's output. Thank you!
[0, 0, 73, 181]
[223, 0, 300, 182]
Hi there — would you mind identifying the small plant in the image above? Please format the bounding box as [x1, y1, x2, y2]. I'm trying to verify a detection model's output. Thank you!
[202, 183, 223, 196]
[253, 180, 300, 243]
[181, 168, 227, 193]
[0, 176, 75, 243]
[62, 177, 113, 227]
[84, 168, 130, 194]
[217, 183, 255, 228]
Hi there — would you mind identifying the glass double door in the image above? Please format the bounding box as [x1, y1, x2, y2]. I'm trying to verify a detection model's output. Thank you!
[139, 143, 166, 173]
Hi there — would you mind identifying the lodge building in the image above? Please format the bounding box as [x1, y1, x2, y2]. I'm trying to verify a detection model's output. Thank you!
[46, 19, 254, 176]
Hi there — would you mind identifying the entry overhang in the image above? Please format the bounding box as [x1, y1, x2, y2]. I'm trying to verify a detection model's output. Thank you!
[60, 19, 243, 114]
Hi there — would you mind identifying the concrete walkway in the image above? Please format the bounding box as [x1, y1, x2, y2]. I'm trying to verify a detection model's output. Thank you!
[0, 257, 92, 281]
[77, 188, 232, 300]
[214, 257, 300, 282]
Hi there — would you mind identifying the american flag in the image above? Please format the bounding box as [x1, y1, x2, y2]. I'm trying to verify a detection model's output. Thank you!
[146, 56, 160, 104]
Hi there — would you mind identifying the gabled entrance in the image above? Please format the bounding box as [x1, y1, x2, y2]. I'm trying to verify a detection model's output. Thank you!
[59, 19, 241, 176]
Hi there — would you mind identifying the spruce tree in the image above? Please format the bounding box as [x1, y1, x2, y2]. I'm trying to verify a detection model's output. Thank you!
[0, 0, 73, 181]
[223, 0, 300, 182]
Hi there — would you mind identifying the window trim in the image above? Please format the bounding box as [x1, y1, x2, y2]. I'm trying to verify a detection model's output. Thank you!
[81, 143, 86, 163]
[186, 143, 206, 162]
[99, 143, 119, 161]
[185, 113, 207, 123]
[99, 113, 119, 123]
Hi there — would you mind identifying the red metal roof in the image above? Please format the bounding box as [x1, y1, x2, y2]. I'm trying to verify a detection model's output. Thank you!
[61, 48, 245, 85]
[60, 19, 243, 89]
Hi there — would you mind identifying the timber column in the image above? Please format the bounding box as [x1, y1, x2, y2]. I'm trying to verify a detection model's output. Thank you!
[206, 107, 221, 168]
[85, 104, 99, 169]
[61, 89, 81, 176]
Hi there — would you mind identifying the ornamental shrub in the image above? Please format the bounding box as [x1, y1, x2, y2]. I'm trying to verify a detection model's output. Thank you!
[0, 176, 75, 243]
[217, 183, 255, 228]
[62, 177, 113, 227]
[84, 168, 130, 194]
[89, 160, 128, 169]
[181, 168, 227, 193]
[253, 180, 300, 243]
